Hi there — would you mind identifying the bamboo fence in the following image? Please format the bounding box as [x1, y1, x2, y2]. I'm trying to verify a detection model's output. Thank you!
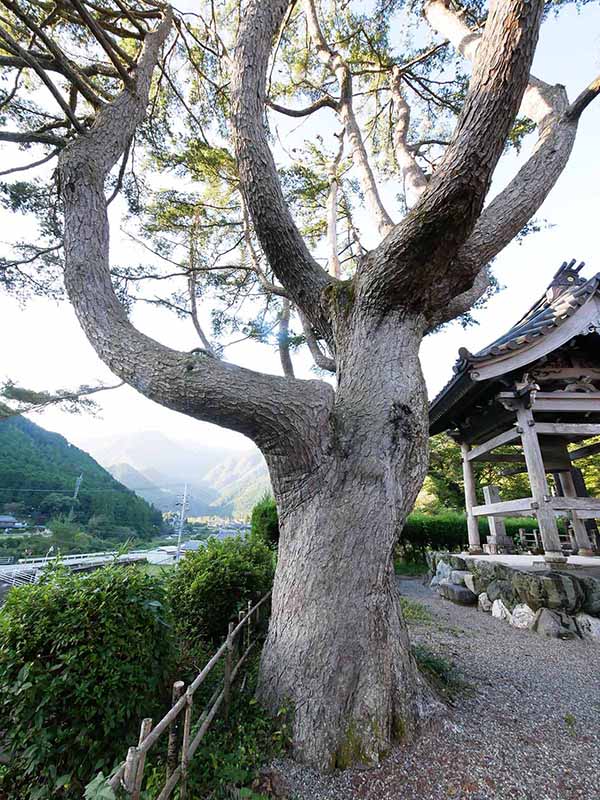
[104, 591, 271, 800]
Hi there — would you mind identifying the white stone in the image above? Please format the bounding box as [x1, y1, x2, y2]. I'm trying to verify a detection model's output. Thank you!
[464, 574, 478, 594]
[478, 592, 492, 613]
[431, 560, 452, 587]
[575, 613, 600, 642]
[510, 603, 536, 630]
[450, 570, 470, 586]
[492, 598, 512, 623]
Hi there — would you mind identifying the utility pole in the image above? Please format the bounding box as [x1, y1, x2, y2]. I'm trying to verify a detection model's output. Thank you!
[68, 474, 83, 521]
[175, 483, 189, 565]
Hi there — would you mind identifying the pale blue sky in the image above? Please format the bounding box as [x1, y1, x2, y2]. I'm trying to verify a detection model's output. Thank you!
[0, 2, 598, 459]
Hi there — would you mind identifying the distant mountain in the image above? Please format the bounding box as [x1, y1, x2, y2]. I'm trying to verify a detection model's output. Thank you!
[99, 432, 270, 518]
[0, 417, 162, 537]
[91, 431, 233, 483]
[204, 451, 270, 517]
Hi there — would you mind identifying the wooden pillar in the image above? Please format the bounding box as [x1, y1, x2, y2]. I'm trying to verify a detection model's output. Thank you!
[572, 467, 600, 548]
[515, 404, 566, 565]
[558, 470, 596, 556]
[483, 485, 513, 552]
[460, 442, 482, 554]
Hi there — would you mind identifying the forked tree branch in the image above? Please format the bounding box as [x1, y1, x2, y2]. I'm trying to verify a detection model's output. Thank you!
[361, 0, 545, 313]
[58, 7, 333, 456]
[422, 0, 599, 325]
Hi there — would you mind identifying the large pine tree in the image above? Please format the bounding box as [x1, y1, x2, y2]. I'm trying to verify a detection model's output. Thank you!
[0, 0, 598, 768]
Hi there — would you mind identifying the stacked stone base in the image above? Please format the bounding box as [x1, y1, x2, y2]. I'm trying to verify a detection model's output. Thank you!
[427, 552, 600, 641]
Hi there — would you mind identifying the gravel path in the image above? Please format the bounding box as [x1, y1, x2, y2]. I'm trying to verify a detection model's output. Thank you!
[273, 577, 600, 800]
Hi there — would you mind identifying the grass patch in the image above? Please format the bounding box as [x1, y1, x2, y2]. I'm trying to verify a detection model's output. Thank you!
[394, 559, 428, 577]
[412, 644, 469, 702]
[399, 596, 433, 624]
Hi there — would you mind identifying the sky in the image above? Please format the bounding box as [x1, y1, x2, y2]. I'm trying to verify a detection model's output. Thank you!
[0, 2, 599, 460]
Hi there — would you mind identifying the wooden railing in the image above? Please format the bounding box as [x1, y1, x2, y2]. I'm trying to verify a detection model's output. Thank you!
[104, 592, 271, 800]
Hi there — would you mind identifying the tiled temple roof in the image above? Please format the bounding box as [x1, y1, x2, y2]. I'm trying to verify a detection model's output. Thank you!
[429, 261, 600, 433]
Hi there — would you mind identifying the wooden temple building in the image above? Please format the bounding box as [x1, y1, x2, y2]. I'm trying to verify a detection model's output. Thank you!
[429, 260, 600, 565]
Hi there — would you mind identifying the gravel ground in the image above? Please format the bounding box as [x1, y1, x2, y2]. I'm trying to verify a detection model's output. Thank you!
[273, 577, 600, 800]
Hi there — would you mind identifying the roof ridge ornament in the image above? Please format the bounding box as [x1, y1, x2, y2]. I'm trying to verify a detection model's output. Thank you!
[546, 258, 586, 303]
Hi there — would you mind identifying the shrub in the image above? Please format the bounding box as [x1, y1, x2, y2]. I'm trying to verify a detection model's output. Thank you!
[168, 536, 275, 646]
[250, 495, 279, 548]
[0, 564, 173, 799]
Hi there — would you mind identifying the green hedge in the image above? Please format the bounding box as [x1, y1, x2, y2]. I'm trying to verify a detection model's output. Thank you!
[399, 511, 541, 562]
[0, 564, 173, 799]
[168, 536, 275, 645]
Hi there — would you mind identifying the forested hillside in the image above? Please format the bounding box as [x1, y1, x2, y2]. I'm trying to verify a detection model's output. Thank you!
[0, 417, 162, 538]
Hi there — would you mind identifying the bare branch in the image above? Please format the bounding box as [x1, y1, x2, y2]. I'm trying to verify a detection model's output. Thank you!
[299, 310, 336, 373]
[327, 131, 344, 278]
[278, 298, 295, 378]
[0, 25, 84, 131]
[390, 67, 428, 209]
[302, 0, 394, 239]
[0, 147, 59, 176]
[268, 96, 338, 117]
[566, 73, 600, 120]
[68, 0, 134, 85]
[0, 0, 103, 108]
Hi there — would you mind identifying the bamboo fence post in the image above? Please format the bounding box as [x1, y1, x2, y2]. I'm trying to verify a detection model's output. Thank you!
[224, 621, 234, 721]
[131, 718, 153, 800]
[166, 680, 185, 778]
[123, 746, 139, 795]
[180, 693, 193, 800]
[246, 599, 252, 649]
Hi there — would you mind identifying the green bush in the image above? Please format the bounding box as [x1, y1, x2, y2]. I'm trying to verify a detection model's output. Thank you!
[168, 536, 275, 646]
[250, 494, 279, 548]
[399, 511, 542, 562]
[0, 564, 173, 799]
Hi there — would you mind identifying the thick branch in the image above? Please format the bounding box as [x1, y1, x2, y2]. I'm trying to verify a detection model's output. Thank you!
[0, 129, 65, 145]
[57, 9, 333, 455]
[362, 0, 545, 312]
[566, 73, 600, 120]
[231, 0, 334, 341]
[422, 0, 597, 324]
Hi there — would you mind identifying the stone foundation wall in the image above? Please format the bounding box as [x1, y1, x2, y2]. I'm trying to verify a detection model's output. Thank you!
[427, 552, 600, 642]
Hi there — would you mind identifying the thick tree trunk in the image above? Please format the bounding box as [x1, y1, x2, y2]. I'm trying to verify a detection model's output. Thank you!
[259, 310, 441, 769]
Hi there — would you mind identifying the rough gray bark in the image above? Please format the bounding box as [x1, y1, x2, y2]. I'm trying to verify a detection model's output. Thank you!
[261, 308, 440, 768]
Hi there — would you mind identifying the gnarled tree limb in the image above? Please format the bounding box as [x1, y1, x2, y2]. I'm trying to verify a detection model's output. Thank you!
[58, 7, 333, 457]
[361, 0, 545, 312]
